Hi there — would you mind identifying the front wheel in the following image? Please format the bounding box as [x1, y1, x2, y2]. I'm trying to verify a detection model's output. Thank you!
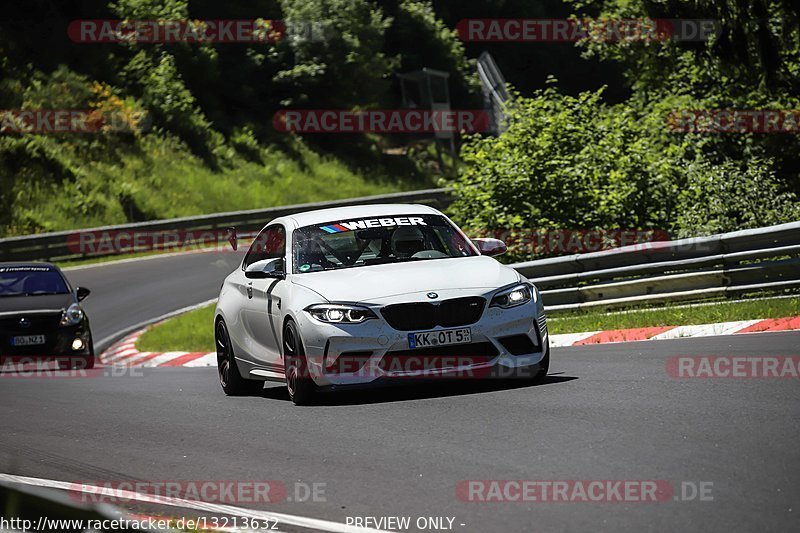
[216, 320, 263, 396]
[283, 320, 317, 405]
[531, 343, 550, 384]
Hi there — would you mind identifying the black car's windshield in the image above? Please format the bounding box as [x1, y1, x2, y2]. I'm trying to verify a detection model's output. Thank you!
[292, 214, 477, 273]
[0, 266, 70, 297]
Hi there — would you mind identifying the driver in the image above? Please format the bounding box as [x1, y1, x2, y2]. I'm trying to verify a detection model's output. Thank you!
[297, 239, 334, 271]
[391, 226, 426, 258]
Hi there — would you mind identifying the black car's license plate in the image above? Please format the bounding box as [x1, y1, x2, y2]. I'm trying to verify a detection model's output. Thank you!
[408, 328, 471, 349]
[11, 335, 46, 346]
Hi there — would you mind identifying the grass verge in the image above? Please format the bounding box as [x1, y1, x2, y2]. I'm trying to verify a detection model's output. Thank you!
[4, 135, 427, 237]
[548, 296, 800, 334]
[136, 304, 216, 353]
[135, 297, 800, 353]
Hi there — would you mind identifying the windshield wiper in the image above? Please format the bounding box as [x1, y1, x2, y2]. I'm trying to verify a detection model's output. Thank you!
[363, 256, 427, 266]
[24, 291, 63, 296]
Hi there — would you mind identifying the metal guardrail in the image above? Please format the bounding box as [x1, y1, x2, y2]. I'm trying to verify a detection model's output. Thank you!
[2, 187, 797, 311]
[511, 221, 800, 311]
[0, 188, 452, 262]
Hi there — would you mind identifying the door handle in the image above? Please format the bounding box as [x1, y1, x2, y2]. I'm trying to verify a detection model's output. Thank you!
[247, 282, 253, 299]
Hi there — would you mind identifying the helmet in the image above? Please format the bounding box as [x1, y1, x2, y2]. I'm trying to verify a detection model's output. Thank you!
[391, 226, 425, 257]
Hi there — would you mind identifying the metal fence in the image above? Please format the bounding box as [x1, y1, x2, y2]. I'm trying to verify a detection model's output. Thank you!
[512, 221, 800, 311]
[0, 188, 452, 262]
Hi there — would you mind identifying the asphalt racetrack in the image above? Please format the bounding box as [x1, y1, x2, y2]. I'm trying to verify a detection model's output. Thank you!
[0, 253, 798, 532]
[64, 250, 245, 351]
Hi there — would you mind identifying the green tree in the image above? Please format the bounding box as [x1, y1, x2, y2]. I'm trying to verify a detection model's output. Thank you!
[273, 0, 398, 108]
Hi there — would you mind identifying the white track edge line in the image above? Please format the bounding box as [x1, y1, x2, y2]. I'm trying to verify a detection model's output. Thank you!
[0, 473, 388, 533]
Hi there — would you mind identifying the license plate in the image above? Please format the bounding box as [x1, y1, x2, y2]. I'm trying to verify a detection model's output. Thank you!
[11, 335, 46, 346]
[408, 328, 471, 349]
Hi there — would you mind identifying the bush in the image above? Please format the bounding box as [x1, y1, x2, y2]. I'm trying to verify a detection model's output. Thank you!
[675, 158, 800, 237]
[449, 83, 800, 261]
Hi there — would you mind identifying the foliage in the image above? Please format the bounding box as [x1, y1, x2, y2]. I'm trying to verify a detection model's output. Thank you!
[450, 83, 800, 261]
[273, 0, 398, 109]
[452, 1, 800, 261]
[674, 158, 800, 237]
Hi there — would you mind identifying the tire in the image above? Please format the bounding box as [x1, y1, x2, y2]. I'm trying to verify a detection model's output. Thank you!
[531, 343, 550, 384]
[283, 320, 317, 406]
[58, 355, 95, 370]
[216, 319, 263, 396]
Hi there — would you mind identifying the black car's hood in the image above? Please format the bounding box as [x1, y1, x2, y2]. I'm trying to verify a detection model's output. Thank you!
[0, 293, 74, 314]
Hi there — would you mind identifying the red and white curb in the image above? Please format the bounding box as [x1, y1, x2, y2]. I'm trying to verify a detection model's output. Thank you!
[100, 329, 214, 368]
[101, 316, 800, 368]
[549, 316, 800, 347]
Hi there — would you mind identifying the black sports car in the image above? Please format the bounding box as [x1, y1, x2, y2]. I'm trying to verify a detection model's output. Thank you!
[0, 262, 94, 369]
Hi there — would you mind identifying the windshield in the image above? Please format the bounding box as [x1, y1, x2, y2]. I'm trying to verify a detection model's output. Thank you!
[292, 214, 477, 273]
[0, 266, 70, 297]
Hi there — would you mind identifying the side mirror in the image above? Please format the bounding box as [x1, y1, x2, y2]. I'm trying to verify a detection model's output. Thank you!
[76, 287, 91, 301]
[472, 238, 507, 257]
[245, 258, 286, 280]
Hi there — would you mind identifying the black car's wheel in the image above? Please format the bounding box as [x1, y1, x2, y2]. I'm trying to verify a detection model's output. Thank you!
[283, 320, 316, 406]
[216, 319, 262, 396]
[58, 355, 94, 370]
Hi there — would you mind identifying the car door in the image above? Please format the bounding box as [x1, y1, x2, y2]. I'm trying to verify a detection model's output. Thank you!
[238, 225, 286, 369]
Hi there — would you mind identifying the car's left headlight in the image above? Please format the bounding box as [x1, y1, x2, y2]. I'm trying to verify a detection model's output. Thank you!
[490, 283, 534, 309]
[60, 303, 84, 327]
[305, 304, 377, 324]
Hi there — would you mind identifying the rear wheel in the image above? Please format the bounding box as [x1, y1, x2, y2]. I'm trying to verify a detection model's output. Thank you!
[216, 319, 262, 396]
[283, 320, 317, 405]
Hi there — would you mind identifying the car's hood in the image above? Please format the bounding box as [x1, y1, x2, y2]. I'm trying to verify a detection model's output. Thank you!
[0, 293, 74, 315]
[291, 256, 520, 303]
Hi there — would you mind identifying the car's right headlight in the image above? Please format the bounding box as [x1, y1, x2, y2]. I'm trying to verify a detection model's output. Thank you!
[60, 303, 84, 327]
[490, 284, 533, 309]
[305, 304, 377, 324]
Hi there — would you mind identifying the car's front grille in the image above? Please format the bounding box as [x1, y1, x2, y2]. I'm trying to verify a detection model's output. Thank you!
[0, 313, 61, 333]
[0, 313, 64, 356]
[381, 297, 485, 331]
[379, 342, 498, 372]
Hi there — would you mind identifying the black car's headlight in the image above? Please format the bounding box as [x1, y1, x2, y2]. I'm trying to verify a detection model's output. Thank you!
[490, 283, 534, 309]
[60, 303, 84, 327]
[305, 304, 377, 324]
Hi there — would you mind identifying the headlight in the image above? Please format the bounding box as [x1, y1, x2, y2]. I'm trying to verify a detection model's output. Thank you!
[60, 303, 84, 326]
[305, 304, 377, 324]
[490, 284, 533, 309]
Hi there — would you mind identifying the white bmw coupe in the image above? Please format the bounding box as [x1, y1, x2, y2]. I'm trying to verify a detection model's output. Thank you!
[215, 204, 549, 404]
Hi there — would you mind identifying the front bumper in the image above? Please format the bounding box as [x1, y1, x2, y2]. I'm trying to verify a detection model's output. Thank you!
[296, 294, 547, 388]
[0, 323, 93, 361]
